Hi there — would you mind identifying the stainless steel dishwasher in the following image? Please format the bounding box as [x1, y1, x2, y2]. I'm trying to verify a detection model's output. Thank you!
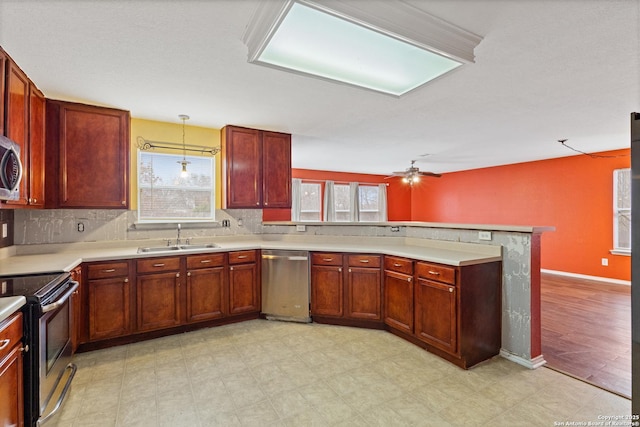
[261, 249, 311, 323]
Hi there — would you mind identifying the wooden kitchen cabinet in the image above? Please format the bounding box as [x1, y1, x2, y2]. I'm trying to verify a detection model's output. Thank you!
[87, 261, 132, 341]
[1, 49, 46, 208]
[311, 253, 344, 317]
[221, 125, 291, 209]
[228, 250, 260, 314]
[311, 253, 383, 325]
[136, 257, 182, 332]
[0, 312, 24, 427]
[186, 253, 227, 322]
[413, 261, 502, 368]
[346, 255, 382, 320]
[70, 266, 83, 354]
[46, 100, 130, 209]
[383, 256, 414, 334]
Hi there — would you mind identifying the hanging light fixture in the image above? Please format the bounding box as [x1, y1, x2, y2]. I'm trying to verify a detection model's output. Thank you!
[177, 114, 190, 178]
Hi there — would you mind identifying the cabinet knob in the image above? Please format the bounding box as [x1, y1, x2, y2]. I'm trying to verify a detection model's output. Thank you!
[338, 267, 342, 272]
[176, 273, 180, 278]
[348, 268, 352, 273]
[33, 198, 37, 204]
[407, 277, 412, 282]
[449, 287, 453, 293]
[121, 201, 126, 205]
[264, 202, 268, 206]
[124, 278, 129, 283]
[230, 266, 234, 271]
[187, 272, 191, 276]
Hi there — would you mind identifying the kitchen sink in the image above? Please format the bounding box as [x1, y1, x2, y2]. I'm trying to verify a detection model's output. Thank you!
[137, 243, 219, 254]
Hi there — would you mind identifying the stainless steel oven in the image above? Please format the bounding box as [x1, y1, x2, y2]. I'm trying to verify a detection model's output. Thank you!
[0, 272, 78, 426]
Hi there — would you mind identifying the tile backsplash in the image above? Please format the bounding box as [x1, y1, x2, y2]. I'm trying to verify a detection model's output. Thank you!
[14, 209, 263, 245]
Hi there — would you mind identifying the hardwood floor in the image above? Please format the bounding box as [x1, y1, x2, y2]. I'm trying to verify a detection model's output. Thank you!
[541, 273, 631, 398]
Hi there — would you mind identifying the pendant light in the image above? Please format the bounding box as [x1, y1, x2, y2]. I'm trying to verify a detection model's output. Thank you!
[177, 114, 190, 177]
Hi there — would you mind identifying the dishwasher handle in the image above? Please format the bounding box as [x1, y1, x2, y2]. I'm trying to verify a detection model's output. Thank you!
[262, 255, 308, 261]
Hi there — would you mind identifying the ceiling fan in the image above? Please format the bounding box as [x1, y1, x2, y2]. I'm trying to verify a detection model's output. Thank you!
[387, 160, 441, 185]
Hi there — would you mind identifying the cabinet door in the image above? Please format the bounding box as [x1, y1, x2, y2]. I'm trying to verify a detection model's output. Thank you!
[384, 270, 414, 333]
[311, 265, 343, 317]
[222, 126, 262, 208]
[414, 278, 457, 354]
[5, 60, 29, 206]
[0, 346, 23, 427]
[229, 262, 259, 314]
[0, 49, 6, 135]
[137, 272, 181, 331]
[346, 266, 381, 320]
[54, 102, 129, 208]
[262, 131, 291, 208]
[89, 277, 131, 341]
[186, 266, 226, 322]
[28, 84, 45, 207]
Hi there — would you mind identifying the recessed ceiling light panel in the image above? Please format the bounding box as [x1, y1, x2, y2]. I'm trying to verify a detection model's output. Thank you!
[243, 0, 482, 97]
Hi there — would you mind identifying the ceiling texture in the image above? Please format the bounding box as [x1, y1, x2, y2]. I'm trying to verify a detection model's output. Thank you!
[1, 0, 638, 175]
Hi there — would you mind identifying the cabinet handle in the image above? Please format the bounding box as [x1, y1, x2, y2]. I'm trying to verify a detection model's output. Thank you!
[102, 269, 116, 273]
[237, 255, 247, 259]
[359, 259, 370, 263]
[428, 270, 440, 276]
[394, 263, 402, 267]
[153, 263, 165, 267]
[0, 339, 10, 351]
[449, 287, 454, 293]
[323, 258, 333, 262]
[200, 260, 212, 264]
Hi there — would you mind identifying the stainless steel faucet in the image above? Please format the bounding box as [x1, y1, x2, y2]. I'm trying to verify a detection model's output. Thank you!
[176, 223, 182, 245]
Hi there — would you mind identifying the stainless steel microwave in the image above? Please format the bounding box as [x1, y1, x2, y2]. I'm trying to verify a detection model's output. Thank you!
[0, 135, 22, 201]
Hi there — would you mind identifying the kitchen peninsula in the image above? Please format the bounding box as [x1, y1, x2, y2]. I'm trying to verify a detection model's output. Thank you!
[1, 216, 552, 370]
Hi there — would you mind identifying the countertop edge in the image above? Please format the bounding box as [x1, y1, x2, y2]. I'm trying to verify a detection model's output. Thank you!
[0, 296, 26, 323]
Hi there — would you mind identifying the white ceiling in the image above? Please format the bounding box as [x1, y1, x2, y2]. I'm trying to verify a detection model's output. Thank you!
[1, 0, 638, 175]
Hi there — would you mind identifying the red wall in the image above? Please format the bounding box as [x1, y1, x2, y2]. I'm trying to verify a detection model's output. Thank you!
[412, 149, 631, 281]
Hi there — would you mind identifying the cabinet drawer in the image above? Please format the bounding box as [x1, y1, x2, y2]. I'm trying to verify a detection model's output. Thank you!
[0, 312, 22, 362]
[416, 262, 456, 285]
[137, 257, 181, 273]
[187, 253, 225, 269]
[348, 254, 381, 268]
[311, 253, 343, 266]
[229, 250, 256, 265]
[88, 262, 129, 279]
[384, 256, 414, 275]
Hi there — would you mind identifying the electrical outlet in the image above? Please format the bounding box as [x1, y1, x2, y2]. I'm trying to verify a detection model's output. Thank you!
[601, 258, 608, 266]
[2, 223, 7, 238]
[478, 231, 492, 241]
[77, 222, 85, 232]
[296, 224, 306, 232]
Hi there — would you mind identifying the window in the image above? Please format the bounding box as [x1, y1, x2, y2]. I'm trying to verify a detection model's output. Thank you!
[358, 185, 382, 222]
[334, 184, 351, 222]
[138, 151, 215, 222]
[300, 182, 322, 221]
[613, 168, 631, 253]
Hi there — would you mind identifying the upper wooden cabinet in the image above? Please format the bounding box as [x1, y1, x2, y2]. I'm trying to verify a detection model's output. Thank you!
[221, 125, 291, 209]
[46, 100, 130, 209]
[1, 48, 45, 208]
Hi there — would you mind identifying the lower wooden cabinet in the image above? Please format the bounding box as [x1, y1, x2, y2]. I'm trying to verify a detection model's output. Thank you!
[136, 257, 182, 332]
[414, 277, 457, 353]
[186, 253, 227, 322]
[383, 256, 414, 334]
[0, 312, 24, 427]
[311, 253, 382, 324]
[86, 261, 132, 341]
[229, 250, 260, 314]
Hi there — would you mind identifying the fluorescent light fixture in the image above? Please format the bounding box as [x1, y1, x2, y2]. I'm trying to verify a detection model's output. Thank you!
[243, 0, 482, 96]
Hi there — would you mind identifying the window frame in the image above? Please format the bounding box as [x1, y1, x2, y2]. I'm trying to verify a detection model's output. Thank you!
[137, 150, 216, 223]
[299, 181, 322, 222]
[612, 168, 631, 254]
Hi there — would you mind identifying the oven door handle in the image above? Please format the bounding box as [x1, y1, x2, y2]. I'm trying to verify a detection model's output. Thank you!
[41, 281, 79, 314]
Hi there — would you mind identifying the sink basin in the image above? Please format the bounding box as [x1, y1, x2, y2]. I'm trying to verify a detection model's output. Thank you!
[137, 243, 219, 254]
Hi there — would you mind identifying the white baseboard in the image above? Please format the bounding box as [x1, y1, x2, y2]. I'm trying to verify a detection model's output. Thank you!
[541, 269, 630, 286]
[500, 349, 547, 369]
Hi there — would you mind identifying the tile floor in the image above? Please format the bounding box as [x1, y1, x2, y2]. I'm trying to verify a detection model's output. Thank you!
[48, 319, 631, 426]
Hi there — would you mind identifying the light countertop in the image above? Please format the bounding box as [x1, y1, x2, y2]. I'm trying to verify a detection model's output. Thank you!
[0, 235, 503, 277]
[0, 296, 26, 323]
